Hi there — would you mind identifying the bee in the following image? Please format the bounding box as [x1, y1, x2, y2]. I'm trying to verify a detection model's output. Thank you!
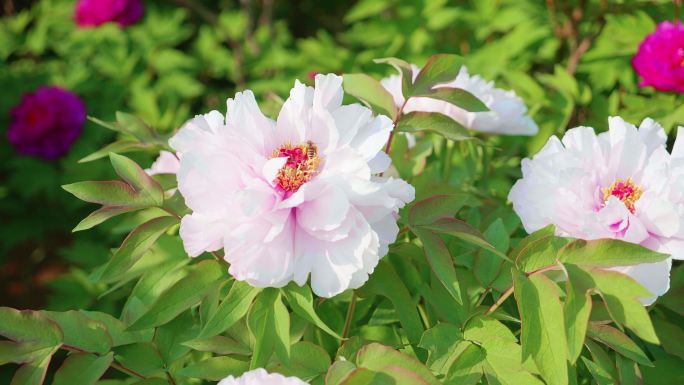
[306, 140, 317, 159]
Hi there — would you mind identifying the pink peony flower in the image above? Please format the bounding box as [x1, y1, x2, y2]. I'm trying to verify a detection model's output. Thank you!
[170, 74, 415, 297]
[75, 0, 144, 28]
[632, 21, 684, 92]
[7, 86, 85, 160]
[509, 117, 684, 304]
[218, 369, 308, 385]
[146, 151, 181, 176]
[381, 65, 538, 136]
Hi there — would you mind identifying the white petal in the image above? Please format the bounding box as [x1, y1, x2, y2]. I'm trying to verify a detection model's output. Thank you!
[611, 259, 671, 305]
[179, 213, 227, 257]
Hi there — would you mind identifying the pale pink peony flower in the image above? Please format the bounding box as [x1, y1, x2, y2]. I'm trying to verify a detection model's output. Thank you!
[381, 65, 538, 136]
[170, 74, 415, 297]
[218, 369, 308, 385]
[146, 150, 181, 176]
[509, 117, 684, 304]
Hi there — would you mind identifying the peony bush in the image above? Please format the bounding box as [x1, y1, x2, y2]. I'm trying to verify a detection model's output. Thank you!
[2, 1, 684, 385]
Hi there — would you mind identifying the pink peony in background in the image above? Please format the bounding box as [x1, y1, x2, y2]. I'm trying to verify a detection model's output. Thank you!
[75, 0, 144, 28]
[509, 117, 684, 304]
[170, 74, 414, 297]
[632, 21, 684, 93]
[7, 86, 86, 160]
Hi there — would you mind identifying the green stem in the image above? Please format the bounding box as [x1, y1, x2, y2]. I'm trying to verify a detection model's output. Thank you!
[341, 291, 358, 339]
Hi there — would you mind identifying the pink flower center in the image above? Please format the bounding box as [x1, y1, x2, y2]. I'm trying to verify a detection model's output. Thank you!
[602, 178, 643, 213]
[271, 141, 320, 192]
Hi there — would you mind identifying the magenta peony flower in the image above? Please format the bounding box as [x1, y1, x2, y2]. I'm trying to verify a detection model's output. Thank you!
[632, 21, 684, 92]
[7, 86, 86, 160]
[75, 0, 144, 28]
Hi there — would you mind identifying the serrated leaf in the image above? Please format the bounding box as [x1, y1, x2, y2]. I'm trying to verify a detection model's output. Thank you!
[342, 73, 398, 118]
[100, 215, 178, 282]
[416, 87, 488, 112]
[248, 288, 290, 369]
[41, 311, 112, 354]
[514, 270, 568, 385]
[397, 111, 472, 141]
[559, 238, 669, 267]
[129, 260, 226, 330]
[51, 352, 112, 385]
[198, 280, 261, 338]
[282, 283, 341, 339]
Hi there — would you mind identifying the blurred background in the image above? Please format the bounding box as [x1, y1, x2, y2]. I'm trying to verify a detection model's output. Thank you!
[0, 0, 680, 322]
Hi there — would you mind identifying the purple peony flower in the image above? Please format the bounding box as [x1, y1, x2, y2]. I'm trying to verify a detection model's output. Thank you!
[75, 0, 144, 28]
[7, 86, 86, 160]
[632, 21, 684, 93]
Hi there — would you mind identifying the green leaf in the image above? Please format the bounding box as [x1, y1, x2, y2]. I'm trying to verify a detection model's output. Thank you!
[282, 283, 341, 339]
[653, 317, 684, 360]
[408, 194, 479, 226]
[198, 280, 261, 338]
[514, 226, 570, 273]
[11, 352, 54, 385]
[270, 341, 331, 381]
[356, 343, 440, 385]
[587, 322, 652, 366]
[113, 343, 165, 378]
[396, 112, 472, 141]
[51, 352, 113, 385]
[374, 57, 414, 98]
[356, 260, 425, 344]
[0, 308, 63, 346]
[79, 140, 150, 163]
[248, 288, 290, 369]
[100, 215, 179, 282]
[412, 228, 462, 304]
[0, 342, 55, 365]
[129, 260, 226, 330]
[513, 270, 568, 385]
[326, 360, 357, 385]
[581, 356, 615, 385]
[411, 54, 464, 95]
[615, 354, 642, 385]
[62, 181, 157, 208]
[177, 356, 250, 381]
[72, 205, 142, 232]
[79, 311, 152, 347]
[415, 87, 488, 112]
[182, 336, 250, 356]
[337, 368, 394, 385]
[109, 153, 164, 207]
[342, 73, 398, 118]
[41, 311, 112, 354]
[418, 323, 465, 375]
[564, 264, 593, 363]
[443, 344, 485, 385]
[475, 219, 509, 287]
[559, 239, 669, 267]
[115, 112, 157, 142]
[419, 218, 511, 262]
[587, 268, 659, 344]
